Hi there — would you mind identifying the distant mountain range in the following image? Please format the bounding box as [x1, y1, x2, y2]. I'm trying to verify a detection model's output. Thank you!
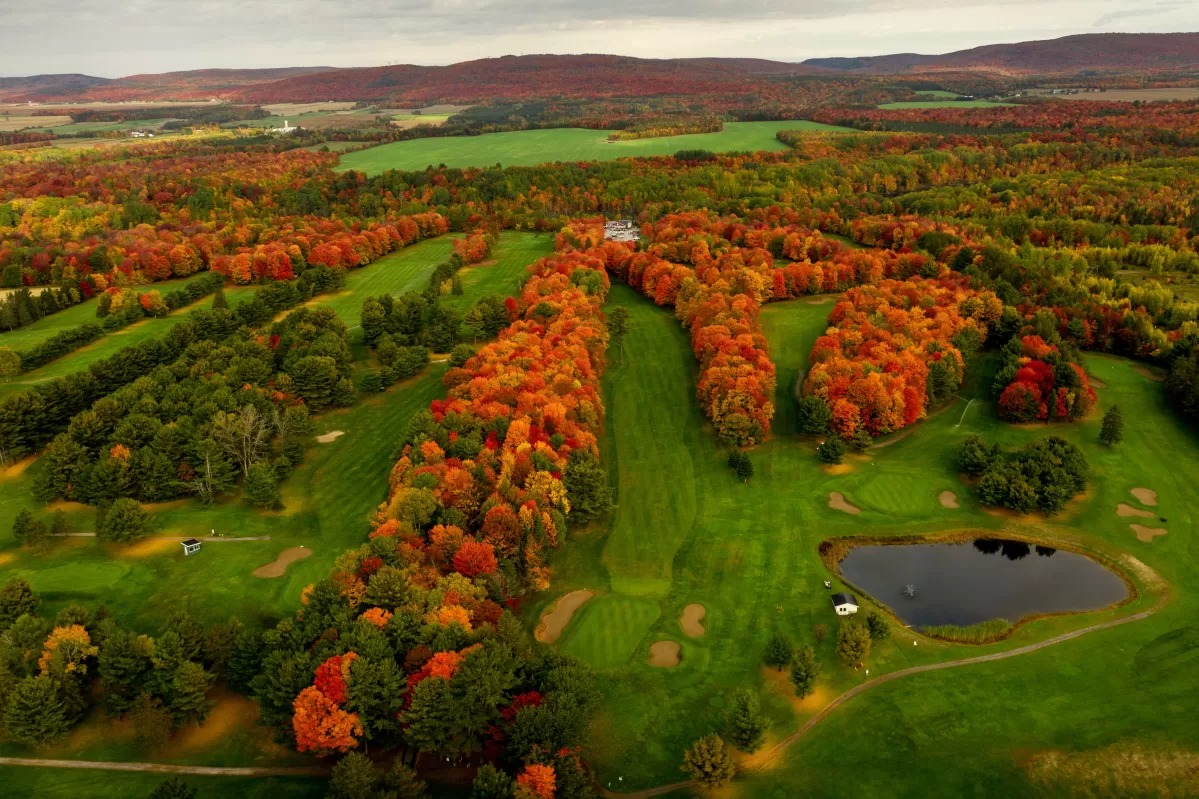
[3, 32, 1198, 105]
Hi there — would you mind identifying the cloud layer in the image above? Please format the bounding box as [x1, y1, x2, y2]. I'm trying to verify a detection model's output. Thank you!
[2, 0, 1198, 76]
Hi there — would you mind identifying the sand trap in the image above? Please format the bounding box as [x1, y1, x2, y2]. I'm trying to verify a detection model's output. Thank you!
[1130, 488, 1158, 506]
[253, 546, 312, 578]
[649, 641, 681, 667]
[680, 604, 706, 637]
[828, 492, 861, 514]
[939, 491, 959, 509]
[1088, 377, 1107, 388]
[1116, 503, 1155, 518]
[535, 589, 594, 643]
[316, 430, 345, 443]
[1130, 524, 1168, 543]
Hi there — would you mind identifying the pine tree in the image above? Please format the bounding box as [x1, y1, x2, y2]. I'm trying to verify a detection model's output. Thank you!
[607, 306, 631, 363]
[563, 448, 611, 522]
[797, 395, 832, 434]
[11, 508, 32, 544]
[244, 462, 282, 510]
[211, 288, 228, 311]
[0, 577, 40, 629]
[170, 662, 214, 725]
[735, 454, 754, 483]
[724, 689, 766, 753]
[383, 761, 430, 799]
[789, 645, 821, 699]
[3, 676, 71, 744]
[762, 632, 792, 670]
[1099, 405, 1124, 446]
[99, 627, 151, 716]
[100, 498, 147, 542]
[818, 437, 846, 465]
[865, 610, 891, 641]
[470, 764, 515, 799]
[329, 752, 379, 799]
[129, 693, 174, 750]
[681, 734, 736, 787]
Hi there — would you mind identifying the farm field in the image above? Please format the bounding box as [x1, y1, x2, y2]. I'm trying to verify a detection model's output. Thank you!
[531, 285, 1178, 792]
[1029, 88, 1199, 102]
[336, 121, 850, 174]
[877, 100, 1016, 109]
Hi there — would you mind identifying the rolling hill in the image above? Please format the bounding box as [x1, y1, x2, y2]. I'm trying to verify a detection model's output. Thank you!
[802, 32, 1199, 75]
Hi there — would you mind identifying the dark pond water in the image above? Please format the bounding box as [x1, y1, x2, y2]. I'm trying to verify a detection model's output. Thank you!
[838, 539, 1129, 628]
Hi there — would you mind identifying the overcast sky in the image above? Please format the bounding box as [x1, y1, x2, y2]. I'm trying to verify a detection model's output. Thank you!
[2, 0, 1198, 77]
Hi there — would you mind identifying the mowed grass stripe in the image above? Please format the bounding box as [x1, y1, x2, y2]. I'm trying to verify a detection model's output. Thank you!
[337, 121, 849, 175]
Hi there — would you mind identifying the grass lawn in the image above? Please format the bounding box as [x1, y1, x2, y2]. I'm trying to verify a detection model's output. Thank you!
[0, 770, 326, 799]
[913, 90, 961, 99]
[877, 100, 1017, 109]
[532, 286, 1185, 793]
[335, 121, 850, 175]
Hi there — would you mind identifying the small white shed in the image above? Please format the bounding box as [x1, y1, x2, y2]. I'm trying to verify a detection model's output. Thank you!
[181, 538, 202, 557]
[831, 592, 859, 616]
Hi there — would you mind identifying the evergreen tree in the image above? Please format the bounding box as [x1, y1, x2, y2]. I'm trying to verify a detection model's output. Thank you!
[847, 428, 872, 454]
[735, 453, 754, 483]
[170, 662, 214, 725]
[99, 627, 152, 716]
[211, 288, 228, 311]
[470, 764, 515, 799]
[0, 577, 40, 630]
[762, 632, 792, 670]
[1100, 405, 1124, 446]
[244, 462, 282, 509]
[11, 508, 31, 543]
[724, 689, 766, 753]
[225, 627, 264, 694]
[836, 622, 872, 665]
[796, 395, 832, 434]
[789, 645, 821, 699]
[359, 371, 384, 393]
[331, 377, 357, 407]
[817, 437, 846, 465]
[865, 610, 891, 641]
[129, 693, 174, 750]
[563, 448, 611, 522]
[958, 434, 1001, 476]
[0, 346, 19, 382]
[606, 306, 631, 363]
[100, 498, 147, 542]
[147, 777, 197, 799]
[681, 734, 736, 787]
[3, 676, 71, 745]
[449, 343, 475, 368]
[328, 752, 379, 799]
[383, 761, 430, 799]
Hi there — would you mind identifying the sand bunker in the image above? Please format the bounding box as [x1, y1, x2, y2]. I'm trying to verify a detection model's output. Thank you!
[806, 297, 833, 305]
[649, 641, 681, 667]
[253, 546, 312, 578]
[828, 492, 862, 515]
[1088, 377, 1107, 388]
[1116, 503, 1155, 518]
[680, 604, 706, 637]
[535, 589, 594, 643]
[1130, 488, 1158, 506]
[316, 430, 345, 443]
[938, 491, 959, 509]
[1130, 524, 1168, 543]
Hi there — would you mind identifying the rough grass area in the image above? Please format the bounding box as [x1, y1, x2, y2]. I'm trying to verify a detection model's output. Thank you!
[920, 618, 1013, 643]
[336, 121, 850, 174]
[0, 770, 325, 799]
[536, 286, 1187, 793]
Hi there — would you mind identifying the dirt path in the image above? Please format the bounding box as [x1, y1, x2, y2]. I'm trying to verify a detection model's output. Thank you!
[599, 592, 1165, 799]
[0, 757, 327, 777]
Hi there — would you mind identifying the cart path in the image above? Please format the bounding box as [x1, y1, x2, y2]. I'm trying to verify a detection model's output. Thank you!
[0, 757, 327, 777]
[599, 595, 1164, 798]
[50, 534, 271, 541]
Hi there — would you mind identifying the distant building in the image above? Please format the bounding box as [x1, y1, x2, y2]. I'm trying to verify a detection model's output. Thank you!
[831, 592, 859, 616]
[181, 538, 202, 557]
[272, 120, 298, 134]
[604, 219, 640, 243]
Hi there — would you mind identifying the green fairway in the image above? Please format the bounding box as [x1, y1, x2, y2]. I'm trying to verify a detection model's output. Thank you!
[533, 286, 1179, 792]
[913, 90, 961, 98]
[0, 770, 325, 799]
[0, 233, 552, 636]
[878, 100, 1017, 109]
[335, 121, 850, 175]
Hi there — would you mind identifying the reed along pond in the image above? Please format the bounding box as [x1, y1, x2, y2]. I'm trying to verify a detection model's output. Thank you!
[838, 538, 1129, 627]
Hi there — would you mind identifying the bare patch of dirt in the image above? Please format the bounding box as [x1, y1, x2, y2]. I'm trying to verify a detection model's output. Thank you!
[1131, 488, 1158, 506]
[1130, 524, 1168, 543]
[1088, 377, 1107, 388]
[253, 546, 312, 578]
[828, 492, 862, 514]
[535, 590, 594, 643]
[649, 641, 681, 667]
[169, 691, 259, 755]
[1116, 503, 1155, 518]
[0, 455, 38, 480]
[762, 665, 833, 713]
[316, 430, 345, 443]
[823, 463, 854, 475]
[109, 538, 177, 558]
[1132, 364, 1165, 382]
[1026, 743, 1199, 797]
[938, 491, 959, 509]
[0, 553, 16, 568]
[680, 604, 706, 637]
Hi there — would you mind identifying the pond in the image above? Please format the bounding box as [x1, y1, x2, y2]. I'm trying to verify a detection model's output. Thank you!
[838, 538, 1129, 628]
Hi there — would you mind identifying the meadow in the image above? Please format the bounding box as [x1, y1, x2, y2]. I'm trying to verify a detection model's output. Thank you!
[335, 121, 850, 174]
[530, 284, 1184, 793]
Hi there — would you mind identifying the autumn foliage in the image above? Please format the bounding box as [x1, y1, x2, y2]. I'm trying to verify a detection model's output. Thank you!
[293, 652, 363, 754]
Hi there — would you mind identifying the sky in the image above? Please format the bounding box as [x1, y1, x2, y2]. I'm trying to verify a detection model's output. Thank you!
[2, 0, 1198, 77]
